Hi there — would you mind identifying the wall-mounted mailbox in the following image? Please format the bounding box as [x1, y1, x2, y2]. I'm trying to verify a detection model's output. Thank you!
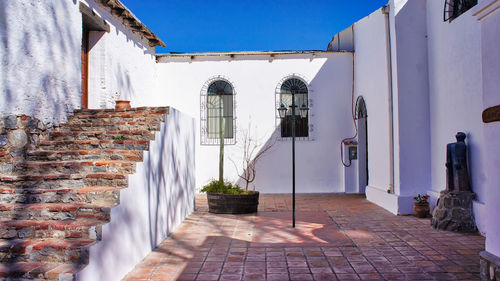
[349, 146, 358, 160]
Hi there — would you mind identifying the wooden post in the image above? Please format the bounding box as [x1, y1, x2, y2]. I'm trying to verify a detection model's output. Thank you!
[219, 100, 225, 183]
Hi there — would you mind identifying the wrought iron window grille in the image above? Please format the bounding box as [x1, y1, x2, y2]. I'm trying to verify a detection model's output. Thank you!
[275, 75, 313, 141]
[200, 76, 237, 145]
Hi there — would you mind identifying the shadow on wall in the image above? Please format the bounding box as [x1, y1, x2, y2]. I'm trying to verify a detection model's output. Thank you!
[145, 109, 196, 247]
[0, 1, 81, 123]
[244, 56, 354, 193]
[77, 109, 196, 281]
[114, 62, 133, 102]
[84, 0, 155, 104]
[233, 129, 280, 190]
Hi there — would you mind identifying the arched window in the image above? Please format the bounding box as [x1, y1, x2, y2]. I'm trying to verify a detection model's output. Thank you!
[444, 0, 477, 22]
[206, 80, 234, 140]
[280, 78, 309, 138]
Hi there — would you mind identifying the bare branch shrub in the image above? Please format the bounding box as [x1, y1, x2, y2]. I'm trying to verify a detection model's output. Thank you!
[231, 124, 276, 192]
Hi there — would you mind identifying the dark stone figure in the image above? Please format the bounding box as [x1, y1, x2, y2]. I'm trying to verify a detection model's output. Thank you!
[431, 132, 477, 232]
[445, 132, 471, 192]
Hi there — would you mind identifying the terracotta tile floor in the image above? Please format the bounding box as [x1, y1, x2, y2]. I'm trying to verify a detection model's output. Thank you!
[122, 194, 484, 281]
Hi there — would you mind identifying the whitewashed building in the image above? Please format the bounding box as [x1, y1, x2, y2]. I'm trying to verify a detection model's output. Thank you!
[327, 0, 500, 277]
[154, 51, 355, 194]
[1, 0, 500, 280]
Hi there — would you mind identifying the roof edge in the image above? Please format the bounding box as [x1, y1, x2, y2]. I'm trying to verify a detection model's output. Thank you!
[98, 0, 166, 47]
[157, 50, 352, 58]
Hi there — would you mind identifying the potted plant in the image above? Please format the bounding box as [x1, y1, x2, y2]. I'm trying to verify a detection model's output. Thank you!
[202, 123, 275, 214]
[202, 180, 259, 214]
[114, 92, 131, 110]
[413, 194, 430, 218]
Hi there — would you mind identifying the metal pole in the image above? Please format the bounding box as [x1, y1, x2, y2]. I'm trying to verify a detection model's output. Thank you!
[291, 92, 296, 228]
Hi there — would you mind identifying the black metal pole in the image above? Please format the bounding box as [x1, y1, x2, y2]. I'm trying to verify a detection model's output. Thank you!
[291, 92, 296, 228]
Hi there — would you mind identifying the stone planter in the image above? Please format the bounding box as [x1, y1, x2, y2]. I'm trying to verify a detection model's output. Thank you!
[413, 202, 429, 218]
[207, 191, 259, 214]
[115, 100, 131, 110]
[431, 190, 477, 232]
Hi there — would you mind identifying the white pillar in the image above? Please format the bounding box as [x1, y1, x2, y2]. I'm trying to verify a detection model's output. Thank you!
[472, 1, 500, 279]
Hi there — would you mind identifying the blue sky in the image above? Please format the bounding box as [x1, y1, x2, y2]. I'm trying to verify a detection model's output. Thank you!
[121, 0, 388, 53]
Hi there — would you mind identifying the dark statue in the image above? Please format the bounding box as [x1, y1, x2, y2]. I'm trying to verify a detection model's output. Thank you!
[431, 132, 476, 232]
[445, 132, 471, 192]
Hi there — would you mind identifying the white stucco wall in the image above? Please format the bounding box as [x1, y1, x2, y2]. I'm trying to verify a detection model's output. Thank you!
[473, 0, 500, 258]
[0, 0, 158, 123]
[426, 0, 486, 233]
[356, 0, 486, 222]
[77, 108, 196, 281]
[392, 0, 431, 199]
[352, 8, 399, 213]
[154, 53, 354, 193]
[0, 0, 82, 123]
[82, 0, 158, 110]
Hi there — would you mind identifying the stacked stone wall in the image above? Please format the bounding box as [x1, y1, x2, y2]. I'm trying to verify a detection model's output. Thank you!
[0, 115, 52, 168]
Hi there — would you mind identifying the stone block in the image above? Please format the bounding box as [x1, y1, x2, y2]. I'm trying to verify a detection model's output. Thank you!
[0, 163, 14, 174]
[7, 129, 28, 150]
[26, 118, 37, 129]
[0, 135, 7, 147]
[4, 115, 18, 130]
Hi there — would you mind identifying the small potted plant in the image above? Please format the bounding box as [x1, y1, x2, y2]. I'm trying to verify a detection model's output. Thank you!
[114, 92, 131, 110]
[413, 194, 430, 218]
[201, 180, 259, 214]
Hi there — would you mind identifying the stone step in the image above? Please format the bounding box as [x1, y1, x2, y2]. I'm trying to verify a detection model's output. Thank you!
[0, 107, 166, 280]
[55, 120, 162, 132]
[39, 139, 150, 151]
[0, 261, 83, 280]
[0, 219, 104, 240]
[66, 115, 165, 127]
[0, 174, 84, 188]
[83, 173, 128, 187]
[13, 160, 135, 175]
[70, 107, 168, 120]
[48, 130, 156, 142]
[0, 203, 111, 221]
[0, 172, 127, 189]
[0, 186, 122, 206]
[0, 238, 95, 263]
[26, 149, 143, 162]
[73, 106, 168, 115]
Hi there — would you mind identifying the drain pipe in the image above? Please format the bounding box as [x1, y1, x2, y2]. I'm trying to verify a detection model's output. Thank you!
[383, 4, 395, 194]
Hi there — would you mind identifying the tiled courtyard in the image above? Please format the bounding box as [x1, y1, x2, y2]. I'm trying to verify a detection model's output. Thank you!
[123, 194, 484, 281]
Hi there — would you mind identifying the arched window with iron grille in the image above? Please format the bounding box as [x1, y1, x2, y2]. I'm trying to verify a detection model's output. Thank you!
[279, 78, 309, 138]
[206, 80, 234, 140]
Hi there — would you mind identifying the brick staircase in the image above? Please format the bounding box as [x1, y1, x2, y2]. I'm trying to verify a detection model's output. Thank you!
[0, 107, 169, 280]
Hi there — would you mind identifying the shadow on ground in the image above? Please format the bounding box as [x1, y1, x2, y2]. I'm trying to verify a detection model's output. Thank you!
[123, 194, 484, 281]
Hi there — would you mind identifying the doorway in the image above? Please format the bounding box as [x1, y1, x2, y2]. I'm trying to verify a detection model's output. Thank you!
[81, 27, 89, 109]
[80, 2, 110, 109]
[356, 96, 368, 193]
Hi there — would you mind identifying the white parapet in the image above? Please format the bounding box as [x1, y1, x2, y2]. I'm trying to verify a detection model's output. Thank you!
[77, 108, 196, 281]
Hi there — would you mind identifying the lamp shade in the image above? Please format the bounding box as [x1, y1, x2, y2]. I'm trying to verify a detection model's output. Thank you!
[278, 103, 287, 119]
[299, 103, 309, 118]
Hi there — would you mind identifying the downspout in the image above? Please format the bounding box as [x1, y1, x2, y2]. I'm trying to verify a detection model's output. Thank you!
[383, 4, 395, 194]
